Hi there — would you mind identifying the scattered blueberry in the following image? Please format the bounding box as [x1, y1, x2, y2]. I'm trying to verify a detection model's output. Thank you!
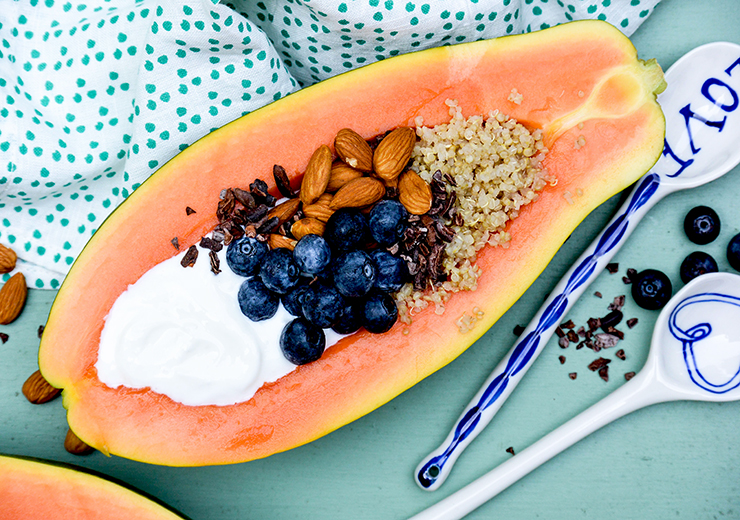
[331, 300, 364, 335]
[237, 277, 279, 321]
[679, 251, 718, 283]
[302, 281, 346, 328]
[280, 318, 326, 365]
[259, 247, 300, 294]
[324, 209, 369, 252]
[362, 292, 399, 333]
[333, 250, 377, 298]
[369, 199, 408, 246]
[728, 233, 740, 272]
[631, 269, 672, 310]
[281, 280, 311, 317]
[370, 250, 407, 293]
[226, 236, 268, 277]
[684, 206, 720, 245]
[293, 234, 332, 275]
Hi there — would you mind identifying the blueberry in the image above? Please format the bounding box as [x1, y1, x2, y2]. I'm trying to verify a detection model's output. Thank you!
[237, 277, 279, 321]
[369, 199, 408, 246]
[293, 234, 331, 275]
[281, 280, 311, 317]
[684, 206, 720, 245]
[226, 236, 268, 277]
[324, 209, 369, 252]
[728, 233, 740, 272]
[331, 300, 364, 335]
[631, 269, 672, 310]
[362, 292, 398, 333]
[302, 281, 346, 328]
[679, 251, 718, 283]
[259, 248, 300, 294]
[280, 318, 326, 365]
[370, 250, 407, 293]
[333, 250, 377, 298]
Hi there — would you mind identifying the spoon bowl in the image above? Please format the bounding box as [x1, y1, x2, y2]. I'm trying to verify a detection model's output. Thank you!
[411, 272, 740, 520]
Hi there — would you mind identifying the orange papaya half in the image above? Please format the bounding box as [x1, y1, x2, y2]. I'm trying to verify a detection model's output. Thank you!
[39, 20, 665, 466]
[0, 454, 188, 519]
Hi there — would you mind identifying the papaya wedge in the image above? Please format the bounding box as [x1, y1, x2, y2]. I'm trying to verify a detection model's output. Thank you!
[39, 20, 665, 466]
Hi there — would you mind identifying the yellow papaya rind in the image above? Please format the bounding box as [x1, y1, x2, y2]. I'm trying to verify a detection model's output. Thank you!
[40, 20, 665, 466]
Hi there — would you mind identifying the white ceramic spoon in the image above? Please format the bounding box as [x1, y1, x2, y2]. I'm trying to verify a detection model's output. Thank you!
[415, 41, 740, 491]
[411, 271, 740, 519]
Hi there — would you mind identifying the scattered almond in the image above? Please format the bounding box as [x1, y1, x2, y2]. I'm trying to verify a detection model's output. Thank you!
[334, 128, 373, 172]
[0, 244, 16, 274]
[267, 197, 301, 225]
[291, 217, 326, 240]
[268, 234, 297, 250]
[0, 272, 27, 325]
[373, 127, 416, 182]
[22, 370, 62, 404]
[329, 177, 385, 210]
[303, 193, 335, 222]
[398, 169, 433, 215]
[64, 428, 95, 456]
[327, 161, 363, 192]
[300, 144, 333, 205]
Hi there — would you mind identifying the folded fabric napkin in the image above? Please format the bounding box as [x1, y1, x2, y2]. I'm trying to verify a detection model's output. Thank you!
[0, 0, 660, 289]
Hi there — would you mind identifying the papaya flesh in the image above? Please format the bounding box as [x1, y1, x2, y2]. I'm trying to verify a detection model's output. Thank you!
[39, 20, 665, 466]
[0, 454, 187, 519]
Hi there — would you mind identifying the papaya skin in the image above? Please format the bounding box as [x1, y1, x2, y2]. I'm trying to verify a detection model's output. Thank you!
[0, 454, 188, 519]
[39, 20, 665, 466]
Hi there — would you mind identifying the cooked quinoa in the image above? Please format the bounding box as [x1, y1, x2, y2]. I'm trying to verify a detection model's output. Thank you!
[396, 100, 552, 324]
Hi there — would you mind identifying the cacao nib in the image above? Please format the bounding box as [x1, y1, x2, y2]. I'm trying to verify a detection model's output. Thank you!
[513, 324, 525, 336]
[273, 164, 295, 198]
[558, 336, 570, 349]
[0, 332, 8, 344]
[180, 245, 198, 268]
[209, 250, 221, 275]
[233, 188, 255, 209]
[506, 446, 515, 455]
[186, 206, 196, 215]
[569, 372, 577, 380]
[561, 319, 575, 329]
[559, 355, 566, 364]
[615, 349, 626, 360]
[626, 318, 638, 329]
[257, 216, 280, 235]
[598, 365, 609, 382]
[588, 357, 611, 371]
[594, 333, 619, 349]
[199, 236, 223, 252]
[171, 237, 180, 251]
[594, 291, 603, 298]
[606, 263, 619, 274]
[624, 371, 636, 381]
[37, 325, 44, 338]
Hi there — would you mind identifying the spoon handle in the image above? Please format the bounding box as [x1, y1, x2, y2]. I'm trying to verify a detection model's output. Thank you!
[410, 369, 671, 520]
[415, 172, 674, 491]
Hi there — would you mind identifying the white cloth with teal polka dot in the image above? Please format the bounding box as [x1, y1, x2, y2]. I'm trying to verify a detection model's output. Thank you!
[0, 0, 660, 289]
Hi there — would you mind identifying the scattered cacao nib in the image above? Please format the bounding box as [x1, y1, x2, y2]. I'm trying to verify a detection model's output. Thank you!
[0, 332, 8, 344]
[506, 446, 515, 456]
[217, 189, 236, 221]
[598, 365, 609, 382]
[606, 327, 624, 340]
[576, 341, 586, 350]
[626, 318, 638, 329]
[243, 204, 270, 223]
[559, 355, 566, 364]
[576, 326, 586, 338]
[599, 310, 623, 331]
[585, 330, 593, 340]
[587, 317, 601, 332]
[256, 216, 280, 235]
[37, 325, 44, 339]
[594, 333, 619, 349]
[622, 276, 632, 284]
[513, 324, 525, 336]
[624, 371, 636, 381]
[180, 245, 198, 268]
[209, 250, 221, 275]
[250, 179, 276, 207]
[594, 291, 603, 298]
[233, 188, 256, 209]
[566, 330, 579, 343]
[608, 295, 626, 311]
[606, 263, 619, 274]
[561, 319, 575, 329]
[569, 372, 577, 380]
[626, 268, 637, 281]
[558, 336, 570, 349]
[171, 237, 180, 251]
[615, 349, 626, 360]
[588, 357, 611, 371]
[554, 326, 565, 338]
[273, 164, 295, 198]
[199, 237, 223, 252]
[186, 206, 196, 215]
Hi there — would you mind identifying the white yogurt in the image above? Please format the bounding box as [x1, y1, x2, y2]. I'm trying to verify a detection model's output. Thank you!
[96, 243, 343, 407]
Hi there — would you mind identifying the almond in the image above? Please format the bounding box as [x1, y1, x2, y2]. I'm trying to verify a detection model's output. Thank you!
[267, 197, 301, 225]
[334, 128, 373, 172]
[327, 161, 363, 192]
[268, 234, 297, 251]
[0, 272, 27, 325]
[303, 193, 335, 222]
[22, 370, 62, 404]
[300, 144, 333, 205]
[398, 170, 433, 215]
[329, 177, 385, 210]
[0, 244, 16, 274]
[65, 428, 94, 456]
[373, 127, 416, 182]
[291, 217, 326, 240]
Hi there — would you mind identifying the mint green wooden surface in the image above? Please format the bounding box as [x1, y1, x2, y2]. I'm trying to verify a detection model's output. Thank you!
[1, 1, 739, 518]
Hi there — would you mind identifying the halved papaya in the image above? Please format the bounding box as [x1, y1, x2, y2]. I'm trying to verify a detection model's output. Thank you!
[39, 20, 665, 466]
[0, 454, 187, 519]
